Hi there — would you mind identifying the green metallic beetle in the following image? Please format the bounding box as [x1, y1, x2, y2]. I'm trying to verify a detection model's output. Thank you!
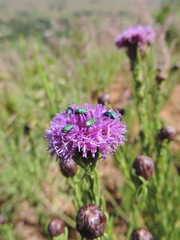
[66, 107, 73, 115]
[103, 111, 116, 119]
[75, 108, 87, 114]
[85, 117, 97, 127]
[62, 124, 74, 133]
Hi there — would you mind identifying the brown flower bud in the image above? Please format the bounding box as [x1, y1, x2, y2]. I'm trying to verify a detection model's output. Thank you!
[158, 125, 177, 142]
[0, 215, 5, 225]
[174, 163, 180, 175]
[116, 108, 125, 116]
[133, 156, 155, 180]
[98, 94, 111, 105]
[24, 124, 31, 135]
[131, 228, 153, 240]
[76, 204, 106, 239]
[48, 217, 65, 237]
[156, 72, 168, 84]
[60, 158, 78, 177]
[170, 63, 180, 72]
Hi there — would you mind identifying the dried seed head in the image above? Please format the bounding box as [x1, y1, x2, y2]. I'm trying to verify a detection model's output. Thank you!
[60, 158, 78, 177]
[76, 204, 106, 239]
[0, 215, 5, 225]
[131, 228, 153, 240]
[98, 94, 111, 105]
[48, 217, 65, 237]
[133, 156, 155, 180]
[158, 125, 177, 142]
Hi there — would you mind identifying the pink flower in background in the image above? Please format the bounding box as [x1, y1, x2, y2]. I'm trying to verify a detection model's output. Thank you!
[115, 25, 155, 61]
[115, 25, 155, 48]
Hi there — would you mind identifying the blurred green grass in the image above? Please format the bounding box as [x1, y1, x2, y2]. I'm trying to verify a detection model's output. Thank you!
[0, 0, 161, 19]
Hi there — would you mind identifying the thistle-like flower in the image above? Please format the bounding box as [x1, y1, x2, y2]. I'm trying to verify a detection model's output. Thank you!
[76, 204, 106, 239]
[131, 228, 154, 240]
[133, 155, 155, 180]
[48, 217, 65, 237]
[44, 103, 127, 163]
[115, 25, 155, 61]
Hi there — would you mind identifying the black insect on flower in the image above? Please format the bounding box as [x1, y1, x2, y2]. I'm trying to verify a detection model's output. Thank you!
[133, 155, 155, 180]
[60, 158, 78, 177]
[76, 204, 106, 239]
[131, 228, 154, 240]
[48, 217, 65, 237]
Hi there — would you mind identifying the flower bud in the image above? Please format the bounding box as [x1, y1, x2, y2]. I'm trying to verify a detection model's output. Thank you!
[131, 228, 153, 240]
[76, 204, 106, 239]
[170, 63, 180, 72]
[158, 125, 177, 142]
[175, 163, 180, 175]
[60, 158, 78, 178]
[24, 124, 31, 135]
[0, 215, 5, 225]
[116, 108, 125, 116]
[156, 72, 168, 84]
[48, 217, 65, 237]
[98, 94, 111, 105]
[133, 156, 154, 180]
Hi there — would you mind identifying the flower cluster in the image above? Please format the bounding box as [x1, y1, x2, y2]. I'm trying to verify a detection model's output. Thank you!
[115, 25, 155, 61]
[44, 103, 127, 162]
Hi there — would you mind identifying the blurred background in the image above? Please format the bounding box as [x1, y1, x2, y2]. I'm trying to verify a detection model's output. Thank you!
[0, 0, 180, 239]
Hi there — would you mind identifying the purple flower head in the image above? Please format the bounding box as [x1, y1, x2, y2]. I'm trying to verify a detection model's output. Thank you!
[115, 25, 155, 48]
[44, 103, 127, 163]
[115, 25, 155, 61]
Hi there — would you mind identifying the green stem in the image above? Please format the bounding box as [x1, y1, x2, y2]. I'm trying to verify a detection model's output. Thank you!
[126, 180, 148, 240]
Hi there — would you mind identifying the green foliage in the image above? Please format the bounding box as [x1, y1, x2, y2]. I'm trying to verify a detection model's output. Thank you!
[115, 46, 180, 240]
[154, 0, 180, 51]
